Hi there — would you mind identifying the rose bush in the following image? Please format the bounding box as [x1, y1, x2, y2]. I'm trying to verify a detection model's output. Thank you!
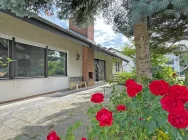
[47, 79, 188, 140]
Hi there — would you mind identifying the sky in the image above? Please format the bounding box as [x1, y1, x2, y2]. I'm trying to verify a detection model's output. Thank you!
[41, 15, 131, 50]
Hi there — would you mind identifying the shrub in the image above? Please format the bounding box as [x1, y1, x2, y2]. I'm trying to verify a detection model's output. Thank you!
[153, 66, 184, 85]
[47, 79, 188, 140]
[116, 71, 136, 85]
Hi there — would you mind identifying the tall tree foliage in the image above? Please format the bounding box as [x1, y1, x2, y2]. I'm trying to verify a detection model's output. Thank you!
[1, 0, 188, 80]
[149, 10, 188, 55]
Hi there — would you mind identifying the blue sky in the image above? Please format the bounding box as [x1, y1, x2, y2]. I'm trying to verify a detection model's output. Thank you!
[41, 15, 131, 50]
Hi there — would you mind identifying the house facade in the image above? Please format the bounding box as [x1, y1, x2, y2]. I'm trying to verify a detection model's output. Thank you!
[165, 54, 180, 75]
[0, 11, 126, 103]
[108, 48, 134, 72]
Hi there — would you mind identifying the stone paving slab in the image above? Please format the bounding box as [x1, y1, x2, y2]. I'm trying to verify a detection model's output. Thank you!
[0, 82, 114, 140]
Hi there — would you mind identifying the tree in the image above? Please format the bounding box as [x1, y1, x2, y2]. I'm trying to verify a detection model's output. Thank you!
[122, 44, 168, 69]
[1, 0, 188, 81]
[149, 9, 188, 55]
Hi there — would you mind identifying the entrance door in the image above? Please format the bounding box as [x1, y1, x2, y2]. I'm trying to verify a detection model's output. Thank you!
[94, 59, 106, 81]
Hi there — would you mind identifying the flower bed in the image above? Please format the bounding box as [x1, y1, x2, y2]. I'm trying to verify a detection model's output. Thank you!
[47, 79, 188, 140]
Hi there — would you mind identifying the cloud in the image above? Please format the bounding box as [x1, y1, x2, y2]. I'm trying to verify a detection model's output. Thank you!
[94, 18, 131, 49]
[40, 14, 130, 50]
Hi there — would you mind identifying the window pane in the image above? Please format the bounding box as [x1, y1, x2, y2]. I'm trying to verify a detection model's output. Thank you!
[48, 50, 66, 76]
[0, 38, 9, 77]
[15, 42, 45, 77]
[116, 62, 120, 72]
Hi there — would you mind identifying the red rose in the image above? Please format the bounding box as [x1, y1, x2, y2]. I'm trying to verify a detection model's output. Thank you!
[47, 131, 61, 140]
[117, 104, 126, 111]
[125, 79, 136, 87]
[96, 108, 113, 127]
[149, 80, 169, 96]
[82, 138, 87, 140]
[160, 95, 185, 112]
[168, 110, 188, 129]
[127, 83, 143, 97]
[91, 93, 104, 103]
[169, 85, 188, 103]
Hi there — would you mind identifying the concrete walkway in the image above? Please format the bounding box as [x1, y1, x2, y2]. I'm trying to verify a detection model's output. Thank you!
[0, 82, 113, 140]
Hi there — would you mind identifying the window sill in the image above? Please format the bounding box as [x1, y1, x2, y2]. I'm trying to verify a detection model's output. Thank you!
[0, 75, 68, 81]
[15, 76, 45, 79]
[0, 77, 9, 80]
[48, 75, 67, 77]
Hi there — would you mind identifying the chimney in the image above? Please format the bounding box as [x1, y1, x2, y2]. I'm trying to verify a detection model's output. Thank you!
[69, 19, 95, 86]
[69, 20, 94, 41]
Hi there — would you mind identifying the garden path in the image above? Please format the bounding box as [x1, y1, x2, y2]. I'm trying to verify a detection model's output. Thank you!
[0, 82, 112, 140]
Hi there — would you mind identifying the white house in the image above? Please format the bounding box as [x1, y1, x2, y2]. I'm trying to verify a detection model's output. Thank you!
[0, 10, 127, 103]
[108, 48, 135, 72]
[165, 54, 181, 75]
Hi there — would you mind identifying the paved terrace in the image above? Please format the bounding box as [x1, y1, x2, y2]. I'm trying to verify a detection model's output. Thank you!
[0, 82, 113, 140]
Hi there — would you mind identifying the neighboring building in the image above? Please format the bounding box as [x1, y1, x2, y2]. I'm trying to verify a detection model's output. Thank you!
[108, 48, 135, 72]
[165, 54, 180, 75]
[0, 11, 127, 103]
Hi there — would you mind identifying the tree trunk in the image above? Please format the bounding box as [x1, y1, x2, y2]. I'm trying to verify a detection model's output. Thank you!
[134, 18, 152, 82]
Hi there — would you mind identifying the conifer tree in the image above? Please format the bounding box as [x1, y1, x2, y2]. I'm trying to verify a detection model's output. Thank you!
[1, 0, 188, 80]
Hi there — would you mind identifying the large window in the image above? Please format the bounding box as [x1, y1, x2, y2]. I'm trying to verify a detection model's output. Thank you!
[48, 50, 66, 76]
[0, 38, 9, 77]
[15, 42, 45, 77]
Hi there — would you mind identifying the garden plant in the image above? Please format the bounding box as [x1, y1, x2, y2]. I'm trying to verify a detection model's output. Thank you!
[47, 79, 188, 140]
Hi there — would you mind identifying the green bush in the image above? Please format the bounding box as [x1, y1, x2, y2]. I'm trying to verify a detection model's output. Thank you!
[152, 66, 184, 85]
[116, 71, 136, 85]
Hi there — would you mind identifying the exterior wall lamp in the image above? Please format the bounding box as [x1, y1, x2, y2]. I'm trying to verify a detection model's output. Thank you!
[76, 53, 80, 60]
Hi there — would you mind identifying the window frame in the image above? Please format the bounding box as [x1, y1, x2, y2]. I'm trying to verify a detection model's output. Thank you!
[0, 35, 68, 79]
[47, 49, 67, 77]
[0, 37, 10, 79]
[14, 41, 46, 78]
[115, 62, 120, 72]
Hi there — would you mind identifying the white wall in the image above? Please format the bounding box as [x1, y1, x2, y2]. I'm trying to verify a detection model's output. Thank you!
[0, 13, 83, 102]
[108, 49, 134, 72]
[165, 54, 180, 73]
[94, 51, 122, 81]
[0, 77, 69, 102]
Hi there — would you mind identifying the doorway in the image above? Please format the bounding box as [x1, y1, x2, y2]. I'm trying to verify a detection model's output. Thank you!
[94, 59, 106, 81]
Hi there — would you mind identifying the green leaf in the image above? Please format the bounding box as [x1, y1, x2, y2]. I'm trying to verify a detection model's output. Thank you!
[145, 121, 156, 134]
[7, 58, 12, 62]
[100, 134, 108, 140]
[91, 128, 101, 137]
[168, 127, 183, 140]
[124, 136, 129, 140]
[72, 121, 82, 131]
[66, 134, 75, 140]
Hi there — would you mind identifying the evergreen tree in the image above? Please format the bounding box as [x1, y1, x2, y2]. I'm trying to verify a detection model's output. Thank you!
[1, 0, 188, 80]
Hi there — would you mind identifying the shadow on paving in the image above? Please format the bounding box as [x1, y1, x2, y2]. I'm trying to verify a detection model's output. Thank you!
[12, 101, 92, 140]
[9, 84, 119, 140]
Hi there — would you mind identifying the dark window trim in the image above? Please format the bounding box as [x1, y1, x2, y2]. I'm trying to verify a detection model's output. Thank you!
[65, 53, 67, 76]
[44, 46, 48, 78]
[0, 37, 10, 79]
[0, 36, 68, 80]
[9, 37, 16, 79]
[15, 41, 46, 78]
[115, 62, 120, 72]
